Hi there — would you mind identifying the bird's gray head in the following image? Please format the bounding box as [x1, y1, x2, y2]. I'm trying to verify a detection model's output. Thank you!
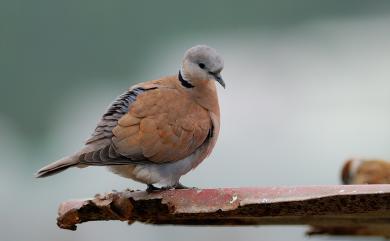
[180, 45, 225, 88]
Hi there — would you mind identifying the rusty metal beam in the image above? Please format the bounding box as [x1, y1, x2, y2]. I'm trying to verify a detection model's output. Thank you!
[57, 184, 390, 236]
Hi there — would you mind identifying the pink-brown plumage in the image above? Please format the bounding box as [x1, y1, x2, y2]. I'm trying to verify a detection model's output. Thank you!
[36, 45, 224, 190]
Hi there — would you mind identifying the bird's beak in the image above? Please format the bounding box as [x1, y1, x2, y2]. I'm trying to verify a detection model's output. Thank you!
[213, 73, 225, 88]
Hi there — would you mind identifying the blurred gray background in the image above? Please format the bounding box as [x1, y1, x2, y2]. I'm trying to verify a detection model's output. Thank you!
[1, 1, 390, 240]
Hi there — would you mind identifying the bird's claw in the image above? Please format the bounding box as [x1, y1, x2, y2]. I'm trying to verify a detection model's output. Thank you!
[146, 183, 197, 193]
[167, 183, 197, 190]
[173, 182, 191, 189]
[146, 184, 161, 193]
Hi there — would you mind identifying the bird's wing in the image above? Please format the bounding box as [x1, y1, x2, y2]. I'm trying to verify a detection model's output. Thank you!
[79, 79, 213, 166]
[84, 87, 149, 145]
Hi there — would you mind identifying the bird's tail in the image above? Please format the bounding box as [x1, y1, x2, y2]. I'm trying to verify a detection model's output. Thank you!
[35, 155, 79, 178]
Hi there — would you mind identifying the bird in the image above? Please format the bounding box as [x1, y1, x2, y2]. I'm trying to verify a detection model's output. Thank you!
[36, 45, 225, 192]
[341, 158, 390, 184]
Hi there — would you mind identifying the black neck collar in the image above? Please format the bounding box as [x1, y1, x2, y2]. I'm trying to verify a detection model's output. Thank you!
[178, 71, 194, 88]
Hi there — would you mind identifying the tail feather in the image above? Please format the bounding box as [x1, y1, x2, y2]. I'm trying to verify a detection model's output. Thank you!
[35, 155, 79, 178]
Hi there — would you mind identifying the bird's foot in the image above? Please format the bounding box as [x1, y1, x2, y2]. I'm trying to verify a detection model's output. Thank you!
[163, 182, 197, 190]
[146, 184, 161, 193]
[173, 182, 192, 189]
[146, 183, 197, 193]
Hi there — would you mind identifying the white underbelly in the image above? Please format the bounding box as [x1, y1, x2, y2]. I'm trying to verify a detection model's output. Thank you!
[107, 153, 200, 186]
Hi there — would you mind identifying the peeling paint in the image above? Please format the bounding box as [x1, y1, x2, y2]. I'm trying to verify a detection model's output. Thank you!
[229, 194, 238, 204]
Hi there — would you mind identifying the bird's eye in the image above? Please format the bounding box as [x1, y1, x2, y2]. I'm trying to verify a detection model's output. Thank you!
[198, 63, 206, 69]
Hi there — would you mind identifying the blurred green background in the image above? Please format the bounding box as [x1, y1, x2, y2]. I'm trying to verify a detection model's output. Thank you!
[2, 1, 390, 240]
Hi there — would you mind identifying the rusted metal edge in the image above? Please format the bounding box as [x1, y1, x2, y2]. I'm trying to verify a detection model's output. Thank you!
[57, 185, 390, 232]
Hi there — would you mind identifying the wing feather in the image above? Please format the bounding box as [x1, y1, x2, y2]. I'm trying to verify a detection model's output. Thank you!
[79, 80, 213, 166]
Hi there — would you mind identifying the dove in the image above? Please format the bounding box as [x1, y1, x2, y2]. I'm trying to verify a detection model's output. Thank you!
[341, 158, 390, 184]
[36, 45, 225, 192]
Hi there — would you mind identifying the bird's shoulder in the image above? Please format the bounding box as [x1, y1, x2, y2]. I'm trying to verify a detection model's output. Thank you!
[128, 79, 205, 117]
